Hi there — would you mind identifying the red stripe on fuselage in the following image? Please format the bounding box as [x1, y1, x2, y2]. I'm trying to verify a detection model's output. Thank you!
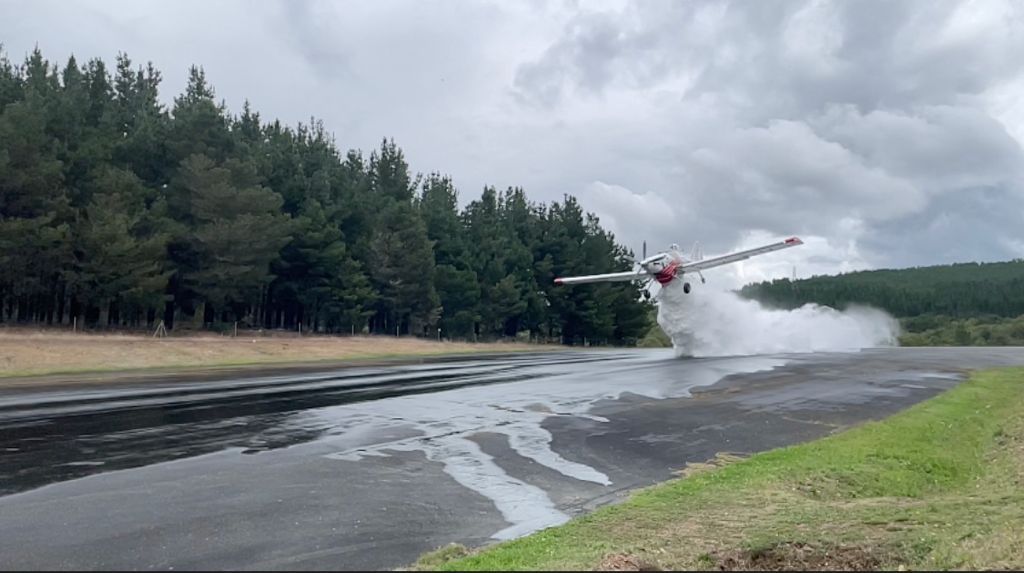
[655, 261, 679, 285]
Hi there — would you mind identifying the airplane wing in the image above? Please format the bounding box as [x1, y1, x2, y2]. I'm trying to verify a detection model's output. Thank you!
[554, 270, 648, 285]
[681, 237, 803, 273]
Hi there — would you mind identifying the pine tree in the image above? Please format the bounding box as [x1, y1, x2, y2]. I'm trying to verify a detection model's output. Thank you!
[168, 66, 232, 163]
[171, 154, 292, 325]
[73, 167, 169, 326]
[0, 78, 72, 324]
[365, 139, 437, 335]
[368, 200, 438, 335]
[0, 48, 24, 108]
[369, 138, 418, 203]
[111, 53, 170, 187]
[419, 173, 482, 338]
[275, 198, 375, 332]
[419, 173, 466, 267]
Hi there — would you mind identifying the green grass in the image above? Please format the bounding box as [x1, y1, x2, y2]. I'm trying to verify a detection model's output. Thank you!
[636, 323, 671, 348]
[417, 368, 1024, 571]
[637, 307, 671, 348]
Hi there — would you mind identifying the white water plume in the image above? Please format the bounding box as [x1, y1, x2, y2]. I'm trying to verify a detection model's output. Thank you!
[657, 280, 900, 357]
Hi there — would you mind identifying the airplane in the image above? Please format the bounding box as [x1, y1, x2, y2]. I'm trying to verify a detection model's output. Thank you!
[553, 236, 804, 299]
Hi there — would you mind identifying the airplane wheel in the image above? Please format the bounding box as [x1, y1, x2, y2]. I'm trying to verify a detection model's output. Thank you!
[683, 282, 691, 294]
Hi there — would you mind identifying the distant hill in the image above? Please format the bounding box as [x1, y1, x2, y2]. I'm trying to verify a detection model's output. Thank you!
[739, 259, 1024, 346]
[739, 259, 1024, 319]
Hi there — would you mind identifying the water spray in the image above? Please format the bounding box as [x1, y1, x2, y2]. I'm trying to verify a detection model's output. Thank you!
[656, 280, 900, 357]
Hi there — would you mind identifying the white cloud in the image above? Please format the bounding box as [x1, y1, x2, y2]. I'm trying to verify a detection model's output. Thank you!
[583, 181, 677, 253]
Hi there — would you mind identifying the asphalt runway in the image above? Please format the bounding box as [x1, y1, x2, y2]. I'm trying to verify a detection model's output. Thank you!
[1, 347, 1023, 571]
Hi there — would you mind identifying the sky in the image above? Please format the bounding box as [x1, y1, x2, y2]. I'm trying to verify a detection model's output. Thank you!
[3, 0, 1023, 287]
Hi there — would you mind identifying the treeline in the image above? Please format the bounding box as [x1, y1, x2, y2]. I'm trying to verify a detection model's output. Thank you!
[899, 315, 1024, 346]
[740, 259, 1024, 346]
[740, 260, 1024, 319]
[0, 48, 651, 345]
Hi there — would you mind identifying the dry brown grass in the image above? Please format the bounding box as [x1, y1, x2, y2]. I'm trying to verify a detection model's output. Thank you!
[594, 553, 662, 571]
[0, 327, 549, 380]
[711, 542, 889, 572]
[676, 452, 749, 478]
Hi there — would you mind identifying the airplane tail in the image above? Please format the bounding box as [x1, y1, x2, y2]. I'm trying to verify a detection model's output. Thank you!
[690, 241, 703, 262]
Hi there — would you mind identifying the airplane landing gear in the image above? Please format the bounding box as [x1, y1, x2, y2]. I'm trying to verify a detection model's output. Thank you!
[683, 282, 692, 294]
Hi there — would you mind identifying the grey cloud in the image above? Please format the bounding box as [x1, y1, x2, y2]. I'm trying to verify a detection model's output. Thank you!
[515, 0, 1024, 115]
[863, 187, 1024, 267]
[812, 105, 1024, 191]
[519, 0, 1024, 272]
[514, 10, 625, 106]
[278, 1, 355, 83]
[684, 118, 925, 228]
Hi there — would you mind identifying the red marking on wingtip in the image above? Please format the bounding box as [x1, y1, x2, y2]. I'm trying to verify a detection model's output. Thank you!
[785, 236, 803, 244]
[554, 278, 564, 285]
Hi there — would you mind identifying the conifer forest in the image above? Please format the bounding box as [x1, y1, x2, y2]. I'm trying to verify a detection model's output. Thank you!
[0, 48, 652, 344]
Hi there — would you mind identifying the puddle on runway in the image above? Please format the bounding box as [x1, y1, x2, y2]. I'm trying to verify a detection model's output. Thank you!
[321, 352, 788, 539]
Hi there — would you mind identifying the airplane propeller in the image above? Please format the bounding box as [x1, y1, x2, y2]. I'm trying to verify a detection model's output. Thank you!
[638, 240, 656, 300]
[631, 240, 648, 275]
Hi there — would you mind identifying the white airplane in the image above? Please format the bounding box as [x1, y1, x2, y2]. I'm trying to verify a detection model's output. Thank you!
[554, 236, 804, 299]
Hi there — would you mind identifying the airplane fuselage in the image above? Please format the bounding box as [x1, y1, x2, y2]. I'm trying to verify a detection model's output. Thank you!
[640, 247, 687, 285]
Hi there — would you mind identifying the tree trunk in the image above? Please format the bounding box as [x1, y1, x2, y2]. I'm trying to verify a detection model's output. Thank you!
[99, 302, 110, 329]
[59, 295, 69, 325]
[168, 301, 179, 331]
[193, 301, 206, 330]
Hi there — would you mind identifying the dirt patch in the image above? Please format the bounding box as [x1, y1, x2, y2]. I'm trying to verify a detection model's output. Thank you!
[676, 451, 748, 478]
[595, 553, 662, 571]
[407, 543, 472, 571]
[713, 542, 891, 571]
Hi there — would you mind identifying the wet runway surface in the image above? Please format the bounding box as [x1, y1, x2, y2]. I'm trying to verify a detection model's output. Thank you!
[1, 347, 1023, 570]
